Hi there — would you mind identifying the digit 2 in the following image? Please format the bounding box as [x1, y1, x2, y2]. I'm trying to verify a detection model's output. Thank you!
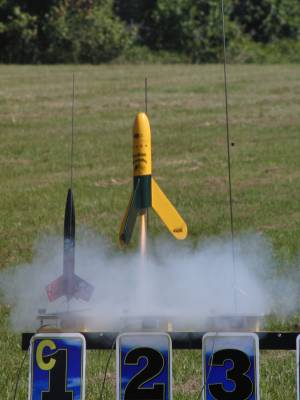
[208, 349, 254, 400]
[42, 349, 73, 400]
[124, 347, 166, 400]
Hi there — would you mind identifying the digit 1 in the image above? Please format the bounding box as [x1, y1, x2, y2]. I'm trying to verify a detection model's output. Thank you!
[42, 349, 73, 400]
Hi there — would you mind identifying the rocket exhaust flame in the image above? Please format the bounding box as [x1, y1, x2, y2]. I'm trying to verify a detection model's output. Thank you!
[140, 213, 147, 258]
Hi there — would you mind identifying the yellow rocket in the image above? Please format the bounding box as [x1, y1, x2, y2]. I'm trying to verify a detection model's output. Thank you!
[119, 112, 188, 245]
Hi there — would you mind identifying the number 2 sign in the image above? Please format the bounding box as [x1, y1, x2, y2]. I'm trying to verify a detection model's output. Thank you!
[117, 332, 172, 400]
[29, 333, 86, 400]
[202, 332, 259, 400]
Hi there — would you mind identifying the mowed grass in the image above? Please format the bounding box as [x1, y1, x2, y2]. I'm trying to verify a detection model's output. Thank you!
[0, 64, 300, 398]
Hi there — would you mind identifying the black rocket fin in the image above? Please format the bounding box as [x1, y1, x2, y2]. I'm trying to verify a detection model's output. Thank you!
[119, 179, 140, 246]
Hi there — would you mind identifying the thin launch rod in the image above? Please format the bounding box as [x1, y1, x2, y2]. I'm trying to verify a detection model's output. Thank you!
[69, 73, 75, 246]
[145, 77, 148, 115]
[141, 77, 148, 257]
[221, 0, 238, 311]
[67, 72, 75, 311]
[70, 72, 75, 191]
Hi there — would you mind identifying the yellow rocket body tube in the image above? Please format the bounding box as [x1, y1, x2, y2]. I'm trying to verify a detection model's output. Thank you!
[132, 113, 152, 210]
[119, 112, 188, 246]
[133, 112, 152, 177]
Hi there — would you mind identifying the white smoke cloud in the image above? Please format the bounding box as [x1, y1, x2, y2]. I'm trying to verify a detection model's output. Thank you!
[0, 230, 297, 332]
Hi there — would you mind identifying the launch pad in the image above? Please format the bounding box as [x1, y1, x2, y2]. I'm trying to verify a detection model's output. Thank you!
[37, 310, 91, 332]
[35, 308, 264, 333]
[22, 330, 300, 350]
[27, 309, 289, 351]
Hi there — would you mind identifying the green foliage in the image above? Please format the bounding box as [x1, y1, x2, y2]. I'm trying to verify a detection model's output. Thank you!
[185, 0, 237, 62]
[150, 0, 195, 50]
[42, 0, 132, 63]
[231, 0, 300, 43]
[117, 45, 190, 64]
[114, 0, 156, 24]
[130, 0, 240, 62]
[228, 36, 300, 63]
[113, 0, 300, 63]
[74, 4, 132, 63]
[0, 0, 300, 63]
[0, 4, 38, 62]
[41, 5, 75, 63]
[22, 0, 61, 17]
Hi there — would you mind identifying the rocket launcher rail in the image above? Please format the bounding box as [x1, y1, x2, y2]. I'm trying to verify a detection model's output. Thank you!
[22, 331, 300, 351]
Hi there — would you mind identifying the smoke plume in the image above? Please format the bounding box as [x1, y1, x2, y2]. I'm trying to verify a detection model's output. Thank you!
[0, 231, 297, 332]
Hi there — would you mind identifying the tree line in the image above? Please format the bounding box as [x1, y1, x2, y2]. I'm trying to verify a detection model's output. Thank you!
[1, 0, 300, 63]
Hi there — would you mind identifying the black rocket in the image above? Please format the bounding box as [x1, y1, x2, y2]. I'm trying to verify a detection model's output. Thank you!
[46, 189, 93, 302]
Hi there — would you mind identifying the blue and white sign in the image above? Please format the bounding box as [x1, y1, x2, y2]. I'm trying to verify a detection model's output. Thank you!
[117, 332, 172, 400]
[202, 332, 259, 400]
[29, 333, 86, 400]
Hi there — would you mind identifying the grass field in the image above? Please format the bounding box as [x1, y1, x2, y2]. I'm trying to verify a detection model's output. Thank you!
[1, 64, 300, 399]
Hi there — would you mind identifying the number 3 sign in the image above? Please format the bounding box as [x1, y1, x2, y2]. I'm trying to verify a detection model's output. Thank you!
[297, 335, 300, 399]
[117, 333, 172, 400]
[202, 333, 259, 400]
[29, 333, 86, 400]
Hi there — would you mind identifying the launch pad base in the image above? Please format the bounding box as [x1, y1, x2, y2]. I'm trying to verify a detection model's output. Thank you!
[22, 331, 300, 350]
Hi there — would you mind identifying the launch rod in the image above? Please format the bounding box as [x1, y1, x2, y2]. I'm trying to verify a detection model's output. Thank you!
[140, 77, 149, 258]
[145, 77, 148, 115]
[221, 0, 238, 312]
[67, 73, 76, 311]
[70, 72, 75, 192]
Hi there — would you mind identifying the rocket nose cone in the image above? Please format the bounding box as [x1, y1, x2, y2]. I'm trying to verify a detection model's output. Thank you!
[133, 112, 150, 135]
[64, 188, 75, 241]
[132, 112, 152, 176]
[66, 188, 73, 205]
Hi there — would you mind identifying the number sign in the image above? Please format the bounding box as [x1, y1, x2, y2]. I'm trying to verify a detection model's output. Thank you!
[202, 332, 259, 400]
[29, 333, 86, 400]
[117, 332, 172, 400]
[297, 334, 300, 399]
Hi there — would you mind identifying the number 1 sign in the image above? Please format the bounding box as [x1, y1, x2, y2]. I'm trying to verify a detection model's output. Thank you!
[29, 333, 86, 400]
[202, 333, 259, 400]
[117, 333, 172, 400]
[297, 335, 300, 399]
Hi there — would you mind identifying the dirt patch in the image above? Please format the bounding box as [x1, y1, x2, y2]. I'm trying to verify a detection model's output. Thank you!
[95, 178, 131, 188]
[175, 377, 200, 394]
[204, 176, 227, 191]
[0, 157, 32, 165]
[88, 371, 116, 386]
